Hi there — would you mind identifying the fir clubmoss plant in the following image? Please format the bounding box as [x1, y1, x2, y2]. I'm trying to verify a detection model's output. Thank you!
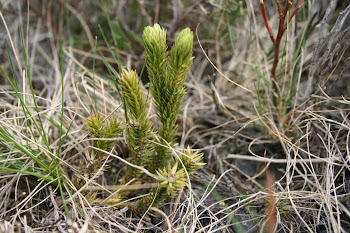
[180, 147, 206, 175]
[143, 24, 194, 173]
[119, 69, 153, 164]
[156, 162, 187, 196]
[119, 69, 154, 180]
[77, 112, 123, 188]
[83, 24, 203, 210]
[77, 112, 123, 204]
[85, 112, 123, 158]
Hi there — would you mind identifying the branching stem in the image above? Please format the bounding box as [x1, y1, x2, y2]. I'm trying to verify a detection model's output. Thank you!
[260, 0, 275, 44]
[260, 0, 304, 93]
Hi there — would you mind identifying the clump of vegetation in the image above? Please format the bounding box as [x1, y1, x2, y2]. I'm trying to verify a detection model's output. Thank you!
[0, 1, 349, 232]
[259, 0, 304, 132]
[82, 24, 204, 210]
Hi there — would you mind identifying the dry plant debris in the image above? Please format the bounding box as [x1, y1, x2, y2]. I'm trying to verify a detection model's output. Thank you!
[0, 1, 349, 232]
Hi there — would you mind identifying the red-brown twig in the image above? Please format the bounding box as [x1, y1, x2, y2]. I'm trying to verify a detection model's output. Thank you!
[265, 170, 277, 233]
[288, 0, 305, 24]
[260, 0, 304, 93]
[270, 0, 292, 91]
[260, 0, 275, 44]
[275, 0, 283, 16]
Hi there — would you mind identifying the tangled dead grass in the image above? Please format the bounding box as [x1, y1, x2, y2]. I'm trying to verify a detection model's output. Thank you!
[0, 1, 349, 232]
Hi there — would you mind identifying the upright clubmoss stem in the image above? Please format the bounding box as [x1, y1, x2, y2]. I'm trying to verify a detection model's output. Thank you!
[142, 24, 193, 171]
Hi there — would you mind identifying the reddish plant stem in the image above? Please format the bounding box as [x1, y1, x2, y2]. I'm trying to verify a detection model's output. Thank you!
[265, 170, 276, 233]
[288, 0, 305, 24]
[260, 0, 304, 94]
[260, 0, 275, 44]
[270, 1, 292, 91]
[275, 0, 283, 16]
